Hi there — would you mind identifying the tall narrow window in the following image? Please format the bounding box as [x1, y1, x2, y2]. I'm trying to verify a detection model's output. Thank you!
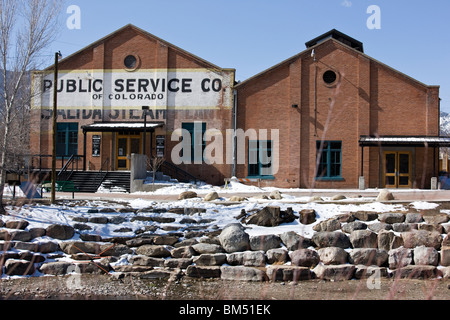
[182, 122, 206, 163]
[316, 141, 342, 180]
[56, 123, 78, 157]
[248, 140, 273, 178]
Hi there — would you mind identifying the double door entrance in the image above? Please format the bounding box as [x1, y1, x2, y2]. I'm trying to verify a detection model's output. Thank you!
[116, 134, 141, 170]
[383, 151, 412, 188]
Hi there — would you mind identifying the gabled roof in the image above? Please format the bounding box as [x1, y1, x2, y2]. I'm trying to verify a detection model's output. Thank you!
[235, 30, 438, 90]
[45, 24, 232, 72]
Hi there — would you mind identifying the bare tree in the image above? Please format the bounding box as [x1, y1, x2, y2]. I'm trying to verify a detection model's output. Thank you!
[147, 157, 166, 186]
[0, 0, 62, 214]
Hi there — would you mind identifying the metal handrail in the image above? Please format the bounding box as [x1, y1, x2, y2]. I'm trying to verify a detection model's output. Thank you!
[161, 160, 198, 184]
[58, 154, 75, 177]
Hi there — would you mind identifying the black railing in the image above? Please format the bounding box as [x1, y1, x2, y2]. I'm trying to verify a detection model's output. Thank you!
[160, 160, 199, 184]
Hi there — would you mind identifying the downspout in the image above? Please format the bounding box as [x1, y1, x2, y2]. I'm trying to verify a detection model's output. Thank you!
[232, 89, 238, 177]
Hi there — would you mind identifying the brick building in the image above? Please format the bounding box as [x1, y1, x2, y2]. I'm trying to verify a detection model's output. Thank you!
[234, 29, 447, 189]
[30, 24, 235, 187]
[30, 26, 448, 190]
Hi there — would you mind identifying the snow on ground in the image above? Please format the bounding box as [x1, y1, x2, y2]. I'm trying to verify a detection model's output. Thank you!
[3, 188, 410, 243]
[0, 180, 440, 245]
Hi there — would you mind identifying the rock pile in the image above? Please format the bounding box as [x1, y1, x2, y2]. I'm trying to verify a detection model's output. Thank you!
[1, 205, 449, 283]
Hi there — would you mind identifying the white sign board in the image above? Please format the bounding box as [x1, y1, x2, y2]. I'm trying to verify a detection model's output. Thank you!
[32, 69, 233, 110]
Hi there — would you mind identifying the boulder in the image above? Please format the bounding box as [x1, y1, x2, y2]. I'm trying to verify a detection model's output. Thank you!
[134, 245, 171, 258]
[313, 218, 341, 232]
[77, 262, 110, 275]
[392, 223, 417, 232]
[245, 206, 296, 227]
[186, 265, 221, 278]
[348, 249, 388, 267]
[171, 246, 196, 259]
[289, 249, 320, 268]
[242, 251, 266, 267]
[39, 241, 60, 254]
[153, 235, 179, 246]
[269, 190, 283, 200]
[350, 230, 378, 248]
[14, 241, 39, 252]
[46, 224, 75, 240]
[203, 191, 219, 202]
[129, 255, 165, 268]
[229, 196, 247, 202]
[401, 230, 442, 250]
[88, 217, 109, 224]
[178, 191, 198, 200]
[226, 252, 245, 266]
[249, 234, 281, 251]
[377, 230, 403, 251]
[312, 232, 351, 249]
[279, 231, 312, 251]
[299, 209, 317, 225]
[368, 223, 392, 233]
[405, 212, 424, 223]
[341, 221, 367, 233]
[5, 220, 29, 230]
[266, 266, 312, 282]
[266, 248, 288, 264]
[354, 266, 388, 279]
[413, 246, 439, 266]
[317, 247, 348, 265]
[9, 230, 31, 242]
[331, 195, 346, 201]
[218, 223, 250, 253]
[353, 211, 378, 221]
[391, 265, 438, 279]
[29, 228, 46, 239]
[192, 243, 224, 254]
[220, 266, 267, 282]
[418, 224, 443, 233]
[376, 189, 394, 201]
[39, 262, 73, 275]
[313, 264, 355, 281]
[378, 213, 405, 224]
[422, 212, 449, 225]
[193, 253, 227, 266]
[388, 247, 413, 269]
[441, 246, 450, 267]
[5, 259, 35, 276]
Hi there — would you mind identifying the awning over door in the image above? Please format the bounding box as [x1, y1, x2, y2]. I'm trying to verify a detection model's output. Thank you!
[359, 136, 450, 148]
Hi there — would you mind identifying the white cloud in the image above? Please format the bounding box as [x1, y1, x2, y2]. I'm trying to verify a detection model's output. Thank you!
[341, 0, 352, 7]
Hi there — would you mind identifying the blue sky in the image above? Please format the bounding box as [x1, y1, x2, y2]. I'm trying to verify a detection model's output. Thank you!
[47, 0, 450, 112]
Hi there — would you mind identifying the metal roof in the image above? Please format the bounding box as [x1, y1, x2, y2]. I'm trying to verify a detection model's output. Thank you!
[359, 136, 450, 147]
[82, 122, 164, 133]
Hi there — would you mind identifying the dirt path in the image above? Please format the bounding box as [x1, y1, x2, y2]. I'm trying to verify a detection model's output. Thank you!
[0, 275, 448, 301]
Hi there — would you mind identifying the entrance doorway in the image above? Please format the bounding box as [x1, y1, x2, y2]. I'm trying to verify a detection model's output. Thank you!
[383, 151, 412, 188]
[116, 134, 141, 170]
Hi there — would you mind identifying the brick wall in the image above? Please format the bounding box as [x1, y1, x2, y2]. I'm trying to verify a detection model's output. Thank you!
[235, 39, 440, 189]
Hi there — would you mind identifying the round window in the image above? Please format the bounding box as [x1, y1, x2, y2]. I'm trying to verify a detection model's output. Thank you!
[124, 55, 138, 69]
[323, 70, 337, 85]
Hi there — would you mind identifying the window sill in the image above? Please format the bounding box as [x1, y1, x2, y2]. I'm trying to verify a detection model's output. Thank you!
[315, 177, 344, 181]
[246, 176, 275, 180]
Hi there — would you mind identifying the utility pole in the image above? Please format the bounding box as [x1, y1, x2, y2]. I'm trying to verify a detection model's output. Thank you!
[51, 51, 62, 204]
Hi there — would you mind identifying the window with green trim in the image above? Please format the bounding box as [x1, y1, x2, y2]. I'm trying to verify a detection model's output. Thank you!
[182, 122, 206, 163]
[316, 141, 342, 180]
[56, 123, 78, 157]
[248, 140, 273, 178]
